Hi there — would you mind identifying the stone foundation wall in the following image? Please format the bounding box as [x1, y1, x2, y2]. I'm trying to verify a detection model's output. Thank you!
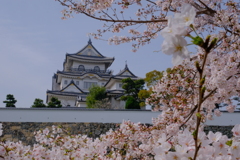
[204, 125, 233, 138]
[0, 122, 234, 146]
[0, 122, 120, 146]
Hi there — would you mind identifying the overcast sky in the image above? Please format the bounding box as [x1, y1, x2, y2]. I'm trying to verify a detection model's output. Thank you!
[0, 1, 172, 108]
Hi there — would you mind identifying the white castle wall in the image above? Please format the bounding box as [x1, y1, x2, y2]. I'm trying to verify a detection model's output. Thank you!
[0, 108, 239, 126]
[72, 62, 105, 70]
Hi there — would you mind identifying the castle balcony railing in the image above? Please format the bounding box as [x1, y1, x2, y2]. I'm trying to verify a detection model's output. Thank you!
[69, 68, 112, 75]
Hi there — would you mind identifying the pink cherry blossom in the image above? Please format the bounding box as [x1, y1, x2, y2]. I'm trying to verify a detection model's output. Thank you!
[214, 109, 222, 117]
[0, 1, 239, 159]
[232, 124, 240, 137]
[226, 104, 236, 113]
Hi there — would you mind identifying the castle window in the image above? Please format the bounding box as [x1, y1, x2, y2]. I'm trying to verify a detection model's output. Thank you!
[94, 66, 100, 72]
[84, 82, 97, 89]
[78, 65, 85, 71]
[76, 81, 79, 85]
[119, 83, 122, 88]
[64, 80, 68, 85]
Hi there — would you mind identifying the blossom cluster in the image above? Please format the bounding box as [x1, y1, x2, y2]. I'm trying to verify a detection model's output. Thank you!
[160, 4, 196, 65]
[0, 0, 238, 159]
[0, 123, 240, 159]
[146, 3, 239, 140]
[146, 49, 239, 129]
[56, 0, 239, 52]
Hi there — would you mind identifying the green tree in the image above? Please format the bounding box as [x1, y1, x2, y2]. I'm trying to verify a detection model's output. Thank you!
[86, 85, 107, 108]
[125, 97, 140, 109]
[138, 89, 151, 107]
[145, 70, 164, 88]
[31, 98, 46, 108]
[121, 78, 145, 109]
[3, 94, 17, 107]
[47, 97, 62, 108]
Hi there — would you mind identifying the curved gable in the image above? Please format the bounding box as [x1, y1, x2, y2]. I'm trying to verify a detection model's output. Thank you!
[116, 64, 137, 78]
[61, 80, 84, 93]
[70, 39, 104, 58]
[77, 45, 102, 57]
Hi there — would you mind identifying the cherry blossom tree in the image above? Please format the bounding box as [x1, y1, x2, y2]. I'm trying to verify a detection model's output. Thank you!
[56, 0, 239, 51]
[0, 0, 239, 159]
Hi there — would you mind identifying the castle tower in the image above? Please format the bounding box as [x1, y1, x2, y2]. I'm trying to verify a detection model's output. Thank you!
[47, 40, 114, 107]
[46, 40, 140, 108]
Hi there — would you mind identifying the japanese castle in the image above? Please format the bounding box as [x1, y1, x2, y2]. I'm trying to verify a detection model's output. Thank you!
[46, 39, 140, 108]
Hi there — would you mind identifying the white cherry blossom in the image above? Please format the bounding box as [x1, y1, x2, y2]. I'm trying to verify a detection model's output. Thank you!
[162, 35, 189, 65]
[160, 16, 187, 38]
[0, 1, 239, 159]
[174, 3, 196, 26]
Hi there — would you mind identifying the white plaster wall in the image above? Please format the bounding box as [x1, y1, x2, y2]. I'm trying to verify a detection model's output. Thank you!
[62, 85, 80, 92]
[81, 77, 101, 91]
[0, 108, 159, 123]
[119, 101, 125, 109]
[116, 82, 123, 89]
[99, 81, 107, 86]
[60, 99, 76, 107]
[122, 71, 130, 76]
[52, 77, 60, 91]
[78, 102, 87, 108]
[60, 78, 81, 90]
[75, 80, 80, 87]
[72, 61, 105, 70]
[110, 98, 125, 109]
[109, 81, 123, 90]
[60, 75, 108, 91]
[61, 77, 70, 89]
[47, 95, 76, 107]
[110, 83, 116, 90]
[80, 48, 100, 57]
[0, 109, 239, 125]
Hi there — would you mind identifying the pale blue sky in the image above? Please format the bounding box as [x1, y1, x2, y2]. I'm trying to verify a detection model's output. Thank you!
[0, 1, 172, 107]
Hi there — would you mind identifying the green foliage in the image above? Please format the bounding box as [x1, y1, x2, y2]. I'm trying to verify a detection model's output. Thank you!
[3, 94, 17, 107]
[139, 102, 146, 107]
[86, 85, 107, 108]
[47, 97, 62, 108]
[226, 140, 233, 146]
[191, 36, 204, 46]
[138, 90, 151, 99]
[137, 70, 165, 108]
[120, 78, 145, 109]
[32, 98, 46, 108]
[125, 97, 140, 109]
[145, 70, 164, 88]
[121, 78, 145, 101]
[138, 90, 151, 107]
[189, 34, 218, 52]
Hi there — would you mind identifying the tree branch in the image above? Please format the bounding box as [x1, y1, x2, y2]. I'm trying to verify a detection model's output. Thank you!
[79, 11, 167, 23]
[197, 0, 217, 16]
[146, 0, 156, 5]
